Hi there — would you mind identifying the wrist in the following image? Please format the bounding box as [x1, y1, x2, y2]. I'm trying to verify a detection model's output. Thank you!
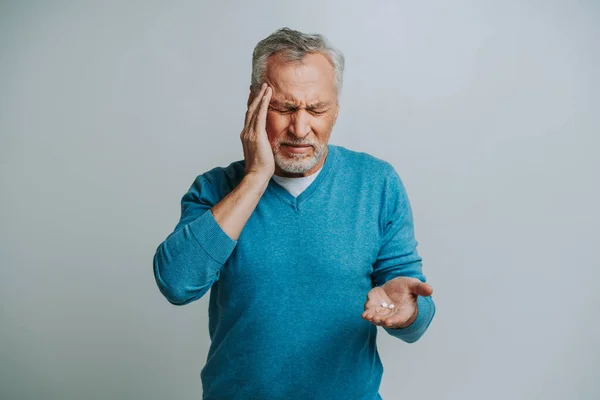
[243, 172, 271, 191]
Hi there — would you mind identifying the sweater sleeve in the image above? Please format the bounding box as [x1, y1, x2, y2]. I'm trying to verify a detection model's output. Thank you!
[153, 174, 237, 306]
[371, 164, 436, 343]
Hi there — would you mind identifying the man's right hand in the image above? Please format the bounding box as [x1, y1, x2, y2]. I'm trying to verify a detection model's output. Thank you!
[241, 83, 274, 181]
[210, 83, 274, 241]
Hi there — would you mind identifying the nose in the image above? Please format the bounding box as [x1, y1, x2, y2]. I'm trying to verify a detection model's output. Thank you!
[288, 110, 311, 139]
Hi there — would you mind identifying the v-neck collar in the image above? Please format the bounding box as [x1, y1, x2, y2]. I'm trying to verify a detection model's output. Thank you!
[267, 144, 338, 210]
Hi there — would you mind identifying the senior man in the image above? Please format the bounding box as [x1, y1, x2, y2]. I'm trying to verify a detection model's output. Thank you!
[153, 27, 436, 400]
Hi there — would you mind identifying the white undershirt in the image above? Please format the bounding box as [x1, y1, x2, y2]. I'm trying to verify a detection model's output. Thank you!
[271, 166, 323, 197]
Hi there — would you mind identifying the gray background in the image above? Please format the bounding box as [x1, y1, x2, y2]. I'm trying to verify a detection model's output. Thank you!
[1, 1, 598, 399]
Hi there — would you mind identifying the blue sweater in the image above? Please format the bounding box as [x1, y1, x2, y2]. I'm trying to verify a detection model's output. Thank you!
[153, 144, 436, 400]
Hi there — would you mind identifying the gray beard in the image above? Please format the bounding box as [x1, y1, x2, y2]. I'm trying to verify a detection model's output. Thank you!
[273, 143, 327, 174]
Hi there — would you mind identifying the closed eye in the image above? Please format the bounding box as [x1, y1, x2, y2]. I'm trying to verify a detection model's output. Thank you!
[269, 106, 294, 114]
[308, 109, 328, 115]
[268, 105, 329, 115]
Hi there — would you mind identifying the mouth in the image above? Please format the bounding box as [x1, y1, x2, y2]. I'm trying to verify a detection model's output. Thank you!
[282, 144, 312, 153]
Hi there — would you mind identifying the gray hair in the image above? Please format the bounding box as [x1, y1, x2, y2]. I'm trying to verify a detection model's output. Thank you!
[251, 27, 345, 97]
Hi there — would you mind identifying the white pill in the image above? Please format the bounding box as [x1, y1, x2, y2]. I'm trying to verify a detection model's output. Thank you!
[381, 302, 388, 308]
[388, 304, 395, 309]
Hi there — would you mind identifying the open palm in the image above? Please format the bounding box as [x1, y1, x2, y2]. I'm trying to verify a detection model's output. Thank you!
[362, 277, 433, 329]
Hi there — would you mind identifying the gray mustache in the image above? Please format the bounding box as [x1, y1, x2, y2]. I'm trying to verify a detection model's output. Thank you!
[281, 143, 314, 147]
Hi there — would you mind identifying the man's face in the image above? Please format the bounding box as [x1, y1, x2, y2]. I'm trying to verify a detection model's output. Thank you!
[252, 52, 339, 177]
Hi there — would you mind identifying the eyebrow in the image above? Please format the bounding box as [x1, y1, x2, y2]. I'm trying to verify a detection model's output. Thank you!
[270, 100, 332, 110]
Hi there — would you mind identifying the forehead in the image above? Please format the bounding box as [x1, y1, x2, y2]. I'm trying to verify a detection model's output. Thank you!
[264, 52, 337, 103]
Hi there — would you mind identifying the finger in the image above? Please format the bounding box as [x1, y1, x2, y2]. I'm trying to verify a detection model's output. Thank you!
[361, 308, 376, 321]
[254, 86, 272, 134]
[372, 304, 395, 324]
[409, 281, 433, 297]
[362, 302, 380, 319]
[363, 299, 395, 324]
[363, 309, 386, 326]
[246, 86, 271, 137]
[362, 303, 385, 321]
[245, 83, 268, 126]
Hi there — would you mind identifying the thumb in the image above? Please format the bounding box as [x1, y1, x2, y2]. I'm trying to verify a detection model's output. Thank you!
[409, 280, 433, 297]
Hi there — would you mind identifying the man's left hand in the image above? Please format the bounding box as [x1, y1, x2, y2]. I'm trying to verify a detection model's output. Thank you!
[361, 277, 433, 329]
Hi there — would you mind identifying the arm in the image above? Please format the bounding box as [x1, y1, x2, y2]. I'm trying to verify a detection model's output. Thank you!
[371, 164, 436, 343]
[153, 83, 274, 306]
[153, 172, 269, 306]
